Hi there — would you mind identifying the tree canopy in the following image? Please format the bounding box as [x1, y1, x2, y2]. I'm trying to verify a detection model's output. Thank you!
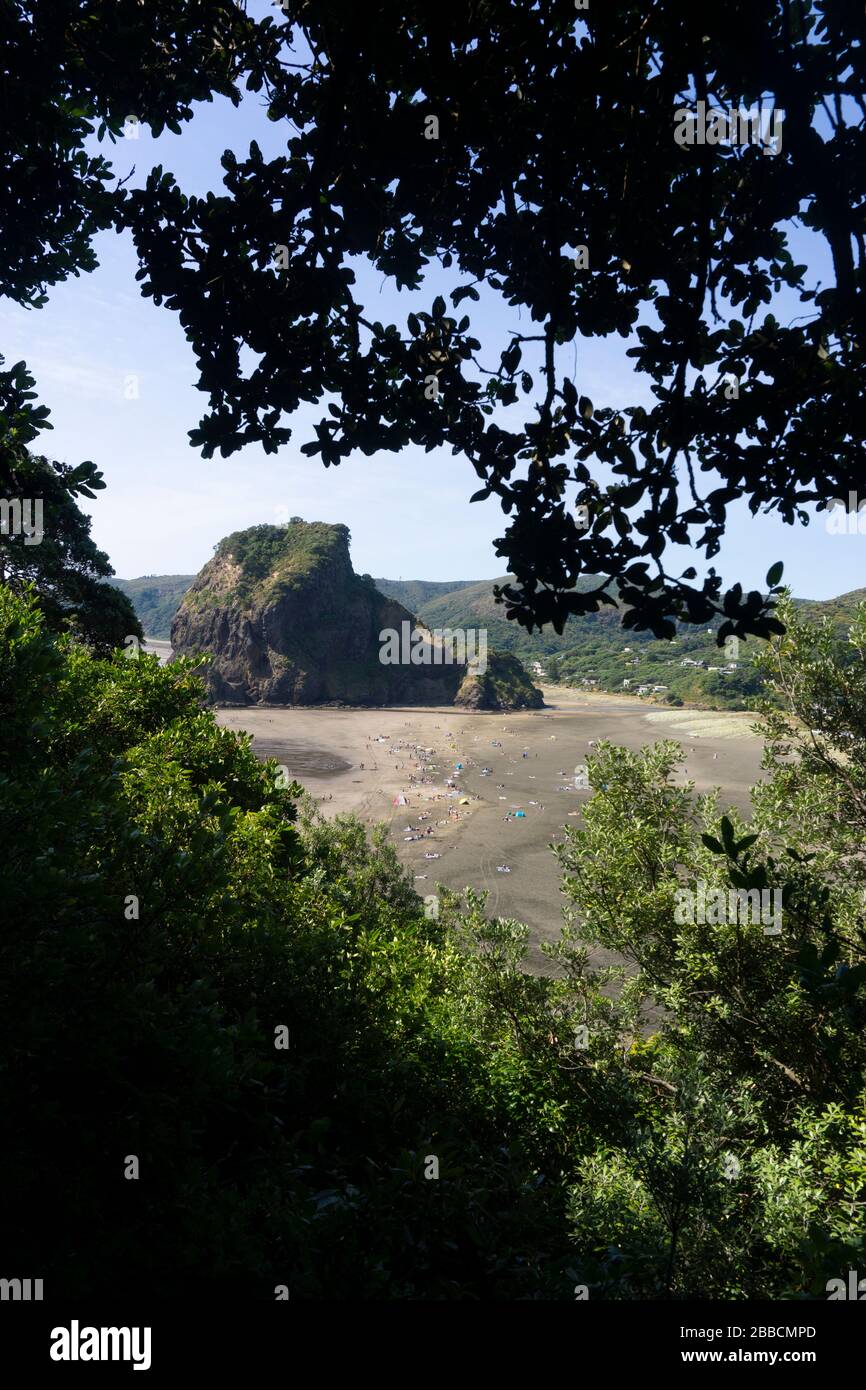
[3, 0, 865, 642]
[0, 358, 142, 651]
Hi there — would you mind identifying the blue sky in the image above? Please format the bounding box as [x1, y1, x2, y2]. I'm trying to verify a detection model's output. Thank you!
[2, 54, 859, 600]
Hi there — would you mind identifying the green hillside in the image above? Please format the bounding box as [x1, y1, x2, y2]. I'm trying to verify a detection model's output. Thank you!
[372, 577, 479, 610]
[112, 575, 195, 638]
[413, 579, 753, 707]
[804, 586, 866, 627]
[414, 574, 620, 659]
[411, 579, 866, 713]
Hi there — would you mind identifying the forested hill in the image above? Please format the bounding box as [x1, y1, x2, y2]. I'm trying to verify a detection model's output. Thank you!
[112, 575, 195, 639]
[371, 577, 479, 611]
[383, 578, 866, 712]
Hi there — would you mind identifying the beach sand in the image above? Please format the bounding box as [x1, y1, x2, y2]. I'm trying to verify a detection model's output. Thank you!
[215, 686, 767, 974]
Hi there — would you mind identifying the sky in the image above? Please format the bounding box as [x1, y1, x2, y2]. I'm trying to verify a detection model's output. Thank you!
[2, 35, 860, 600]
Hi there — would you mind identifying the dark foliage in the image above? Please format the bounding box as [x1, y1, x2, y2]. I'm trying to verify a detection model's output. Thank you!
[3, 3, 864, 640]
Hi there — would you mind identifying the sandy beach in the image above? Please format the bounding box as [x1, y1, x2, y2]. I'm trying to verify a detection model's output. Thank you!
[215, 685, 767, 974]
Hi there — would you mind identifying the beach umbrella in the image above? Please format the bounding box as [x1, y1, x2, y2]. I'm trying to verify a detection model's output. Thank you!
[514, 810, 526, 818]
[459, 797, 470, 804]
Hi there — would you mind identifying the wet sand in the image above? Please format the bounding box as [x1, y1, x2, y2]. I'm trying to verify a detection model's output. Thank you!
[143, 639, 172, 664]
[216, 687, 767, 974]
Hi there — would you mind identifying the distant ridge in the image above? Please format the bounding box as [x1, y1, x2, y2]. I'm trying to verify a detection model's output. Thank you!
[371, 578, 479, 611]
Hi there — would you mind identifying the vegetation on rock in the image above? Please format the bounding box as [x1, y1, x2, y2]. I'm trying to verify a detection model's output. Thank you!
[455, 650, 544, 711]
[170, 520, 542, 710]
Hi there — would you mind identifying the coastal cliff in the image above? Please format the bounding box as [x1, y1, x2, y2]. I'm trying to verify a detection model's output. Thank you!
[170, 520, 542, 710]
